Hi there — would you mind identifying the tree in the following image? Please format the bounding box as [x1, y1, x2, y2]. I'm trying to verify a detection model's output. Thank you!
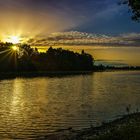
[0, 43, 94, 72]
[120, 0, 140, 21]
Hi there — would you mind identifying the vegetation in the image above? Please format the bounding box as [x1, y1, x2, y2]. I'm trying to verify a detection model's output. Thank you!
[120, 0, 140, 21]
[0, 42, 139, 77]
[94, 64, 140, 71]
[46, 112, 140, 140]
[0, 42, 94, 72]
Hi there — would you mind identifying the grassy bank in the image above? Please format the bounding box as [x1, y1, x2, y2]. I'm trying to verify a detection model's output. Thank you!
[46, 112, 140, 140]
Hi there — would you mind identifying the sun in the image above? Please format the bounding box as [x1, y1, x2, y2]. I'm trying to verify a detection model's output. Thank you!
[12, 46, 18, 51]
[9, 36, 20, 44]
[3, 35, 21, 44]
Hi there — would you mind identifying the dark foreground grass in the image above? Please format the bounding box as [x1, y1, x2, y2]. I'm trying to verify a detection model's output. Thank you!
[46, 113, 140, 140]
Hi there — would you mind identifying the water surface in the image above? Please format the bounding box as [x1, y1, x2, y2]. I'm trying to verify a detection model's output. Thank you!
[0, 71, 140, 139]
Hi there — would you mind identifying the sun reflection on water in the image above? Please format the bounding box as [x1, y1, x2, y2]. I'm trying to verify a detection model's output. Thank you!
[10, 79, 25, 116]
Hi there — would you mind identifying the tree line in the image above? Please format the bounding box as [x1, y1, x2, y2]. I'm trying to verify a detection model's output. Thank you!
[0, 42, 94, 72]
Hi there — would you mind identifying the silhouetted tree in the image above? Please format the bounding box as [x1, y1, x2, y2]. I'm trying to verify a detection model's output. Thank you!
[0, 43, 18, 72]
[20, 44, 34, 57]
[120, 0, 140, 21]
[0, 43, 94, 72]
[81, 50, 85, 54]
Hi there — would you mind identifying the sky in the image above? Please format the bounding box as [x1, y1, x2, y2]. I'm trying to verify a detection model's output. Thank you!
[0, 0, 140, 38]
[0, 0, 139, 65]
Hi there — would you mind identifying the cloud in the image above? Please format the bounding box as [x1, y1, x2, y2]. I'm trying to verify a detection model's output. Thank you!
[0, 0, 139, 37]
[27, 31, 140, 46]
[0, 0, 125, 37]
[120, 33, 140, 39]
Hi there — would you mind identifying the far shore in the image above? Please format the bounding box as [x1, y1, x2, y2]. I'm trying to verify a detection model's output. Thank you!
[0, 68, 140, 80]
[0, 71, 93, 80]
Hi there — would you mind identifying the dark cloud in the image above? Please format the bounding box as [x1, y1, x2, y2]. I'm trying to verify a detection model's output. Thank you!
[0, 0, 139, 36]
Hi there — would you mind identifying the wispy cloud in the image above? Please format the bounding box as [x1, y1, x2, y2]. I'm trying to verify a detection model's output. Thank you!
[27, 31, 140, 46]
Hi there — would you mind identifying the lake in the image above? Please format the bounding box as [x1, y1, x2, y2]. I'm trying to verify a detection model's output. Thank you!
[0, 71, 140, 139]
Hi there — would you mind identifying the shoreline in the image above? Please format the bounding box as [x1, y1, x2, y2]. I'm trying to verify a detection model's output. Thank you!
[0, 69, 140, 80]
[0, 71, 93, 80]
[45, 112, 140, 140]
